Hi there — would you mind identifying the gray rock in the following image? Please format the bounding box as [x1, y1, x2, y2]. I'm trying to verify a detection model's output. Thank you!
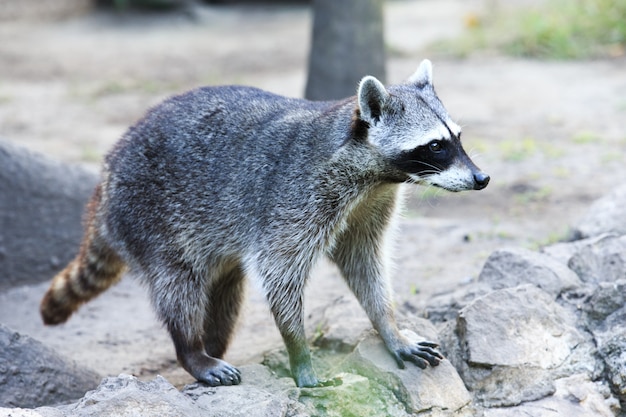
[574, 183, 626, 239]
[422, 282, 493, 324]
[10, 359, 472, 417]
[342, 329, 472, 415]
[270, 301, 463, 415]
[455, 285, 596, 407]
[459, 288, 574, 366]
[307, 295, 373, 353]
[395, 316, 442, 346]
[0, 408, 63, 417]
[482, 374, 618, 417]
[590, 303, 626, 410]
[567, 234, 626, 284]
[477, 248, 581, 298]
[62, 374, 201, 417]
[0, 139, 98, 290]
[17, 366, 304, 417]
[541, 234, 607, 265]
[598, 329, 626, 409]
[583, 280, 626, 322]
[0, 324, 101, 408]
[308, 294, 440, 352]
[184, 365, 305, 417]
[182, 365, 305, 417]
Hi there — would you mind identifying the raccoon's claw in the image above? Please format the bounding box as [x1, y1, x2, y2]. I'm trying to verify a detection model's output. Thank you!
[191, 357, 242, 387]
[417, 340, 440, 349]
[392, 340, 444, 370]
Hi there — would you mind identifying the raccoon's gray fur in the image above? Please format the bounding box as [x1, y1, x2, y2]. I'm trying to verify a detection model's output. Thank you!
[41, 60, 489, 388]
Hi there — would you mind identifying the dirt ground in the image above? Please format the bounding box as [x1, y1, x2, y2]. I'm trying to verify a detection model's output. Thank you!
[0, 0, 625, 388]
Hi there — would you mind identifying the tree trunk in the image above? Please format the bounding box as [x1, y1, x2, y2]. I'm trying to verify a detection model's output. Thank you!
[305, 0, 386, 101]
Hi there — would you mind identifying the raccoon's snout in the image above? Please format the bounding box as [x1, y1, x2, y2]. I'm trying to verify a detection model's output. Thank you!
[473, 171, 490, 190]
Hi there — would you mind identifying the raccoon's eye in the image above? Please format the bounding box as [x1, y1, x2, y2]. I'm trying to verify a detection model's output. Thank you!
[429, 140, 443, 153]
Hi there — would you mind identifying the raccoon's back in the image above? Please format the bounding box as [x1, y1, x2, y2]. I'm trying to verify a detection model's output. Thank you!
[100, 86, 338, 265]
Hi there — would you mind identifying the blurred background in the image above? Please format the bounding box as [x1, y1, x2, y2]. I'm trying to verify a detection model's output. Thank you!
[0, 0, 624, 240]
[0, 0, 625, 385]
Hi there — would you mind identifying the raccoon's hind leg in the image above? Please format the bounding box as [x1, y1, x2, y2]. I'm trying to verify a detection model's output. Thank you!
[202, 263, 246, 359]
[40, 185, 126, 325]
[154, 266, 241, 387]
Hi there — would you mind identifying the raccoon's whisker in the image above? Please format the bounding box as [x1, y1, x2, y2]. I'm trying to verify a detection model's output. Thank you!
[408, 171, 439, 183]
[468, 148, 482, 159]
[417, 169, 442, 176]
[419, 184, 442, 208]
[405, 161, 443, 173]
[418, 184, 432, 202]
[430, 191, 443, 207]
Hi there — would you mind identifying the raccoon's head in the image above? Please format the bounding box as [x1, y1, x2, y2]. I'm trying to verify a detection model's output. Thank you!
[357, 60, 489, 192]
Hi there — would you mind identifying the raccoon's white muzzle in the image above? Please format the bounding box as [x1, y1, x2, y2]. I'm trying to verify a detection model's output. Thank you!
[413, 161, 490, 192]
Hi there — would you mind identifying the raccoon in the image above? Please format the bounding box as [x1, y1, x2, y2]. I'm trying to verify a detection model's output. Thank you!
[41, 60, 489, 387]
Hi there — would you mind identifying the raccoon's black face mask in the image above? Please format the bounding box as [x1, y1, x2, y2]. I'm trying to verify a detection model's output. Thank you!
[393, 135, 489, 191]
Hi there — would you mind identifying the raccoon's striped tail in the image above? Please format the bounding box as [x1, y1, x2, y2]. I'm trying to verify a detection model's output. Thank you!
[40, 185, 126, 325]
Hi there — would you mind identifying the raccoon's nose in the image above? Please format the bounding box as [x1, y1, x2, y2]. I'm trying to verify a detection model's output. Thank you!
[473, 172, 490, 190]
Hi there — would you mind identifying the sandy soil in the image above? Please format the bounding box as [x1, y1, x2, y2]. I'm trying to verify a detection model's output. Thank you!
[0, 0, 625, 388]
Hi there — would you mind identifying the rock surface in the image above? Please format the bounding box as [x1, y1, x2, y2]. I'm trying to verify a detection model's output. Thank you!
[573, 184, 626, 239]
[567, 234, 626, 285]
[482, 374, 618, 417]
[62, 375, 200, 417]
[454, 285, 597, 407]
[343, 330, 472, 415]
[0, 140, 98, 290]
[477, 247, 582, 297]
[0, 324, 101, 409]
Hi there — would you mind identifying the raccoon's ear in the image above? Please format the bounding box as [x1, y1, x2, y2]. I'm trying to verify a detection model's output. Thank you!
[408, 59, 433, 86]
[357, 76, 390, 125]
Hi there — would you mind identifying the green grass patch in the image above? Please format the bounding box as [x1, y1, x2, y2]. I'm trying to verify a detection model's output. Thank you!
[527, 228, 570, 250]
[601, 152, 623, 163]
[542, 143, 566, 158]
[417, 185, 446, 200]
[0, 93, 12, 105]
[572, 131, 603, 144]
[498, 136, 570, 161]
[464, 137, 489, 155]
[80, 144, 103, 163]
[499, 137, 538, 161]
[514, 186, 553, 205]
[552, 166, 570, 178]
[436, 0, 626, 59]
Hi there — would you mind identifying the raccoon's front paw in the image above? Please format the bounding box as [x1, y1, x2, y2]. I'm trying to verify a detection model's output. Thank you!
[391, 340, 444, 370]
[192, 357, 242, 386]
[293, 366, 320, 388]
[297, 376, 343, 389]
